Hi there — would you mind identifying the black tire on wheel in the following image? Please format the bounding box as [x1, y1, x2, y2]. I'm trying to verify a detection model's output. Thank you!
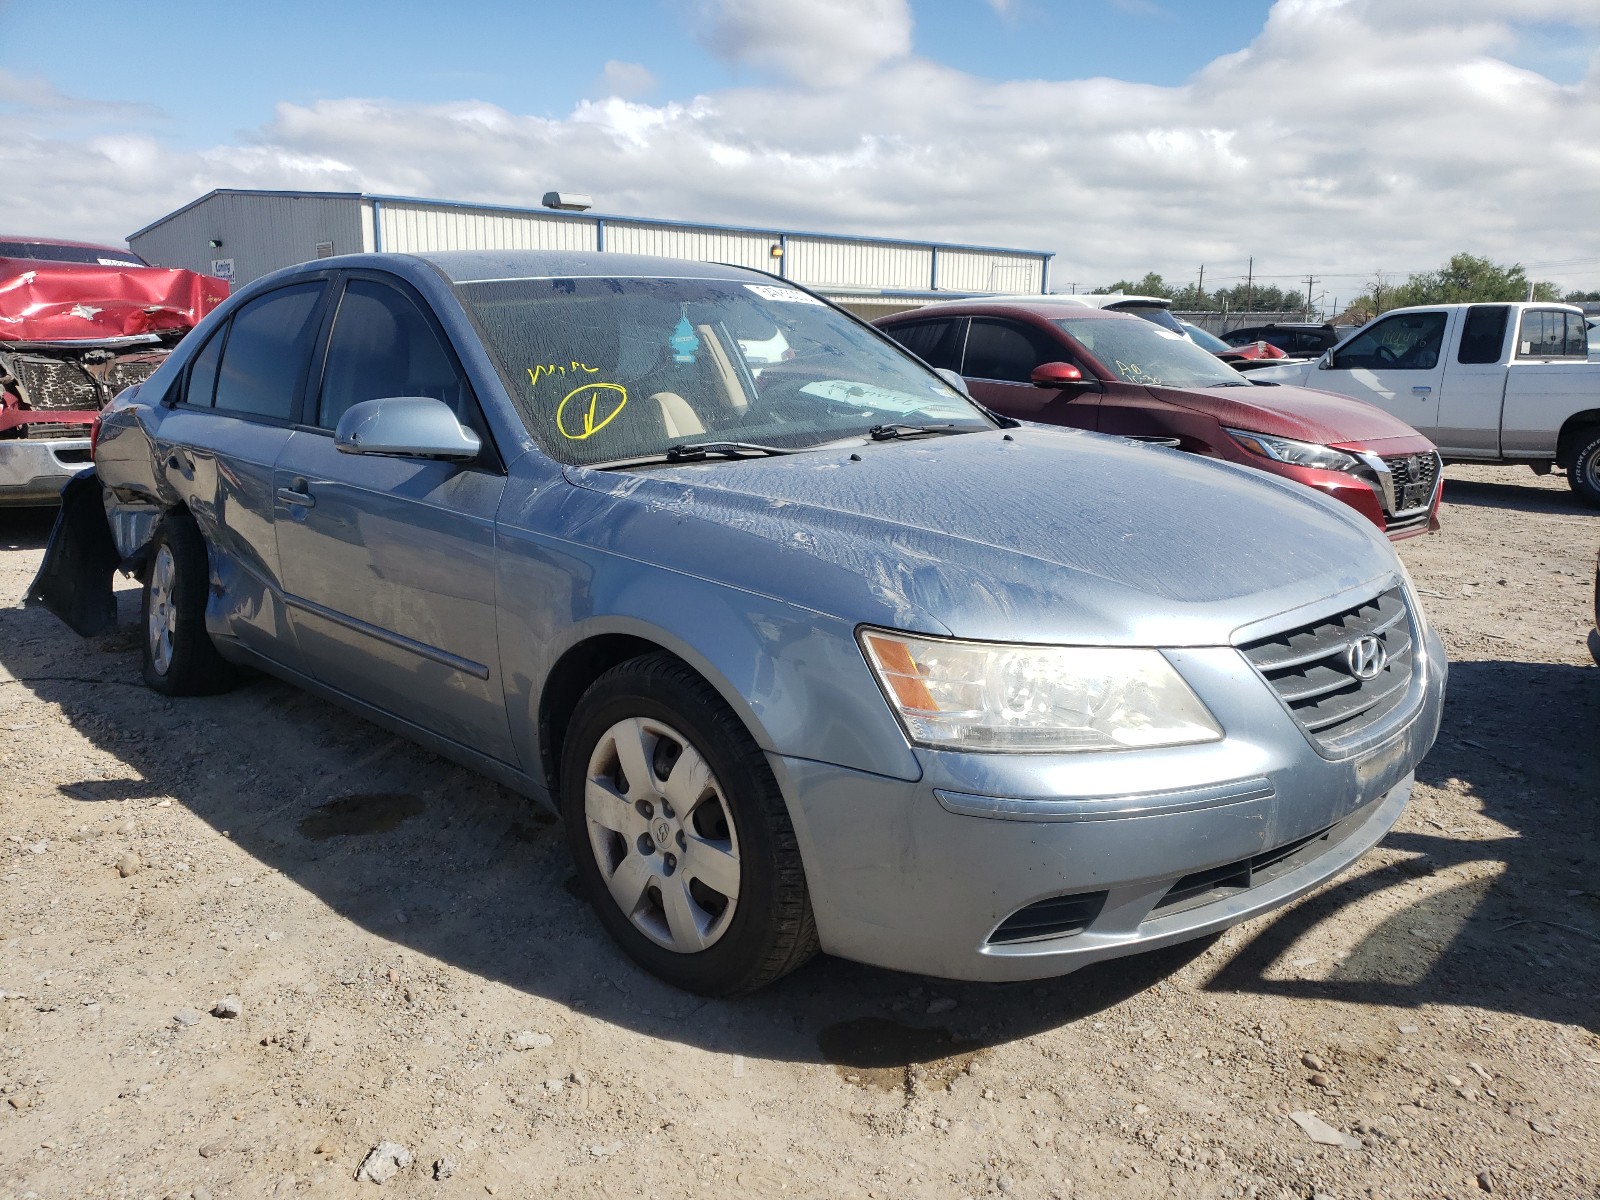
[1568, 427, 1600, 509]
[140, 512, 237, 696]
[560, 652, 818, 996]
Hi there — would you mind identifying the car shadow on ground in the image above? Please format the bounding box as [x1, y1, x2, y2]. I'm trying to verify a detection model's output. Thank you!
[0, 506, 56, 551]
[1, 573, 1214, 1077]
[1204, 658, 1600, 1033]
[1439, 474, 1593, 517]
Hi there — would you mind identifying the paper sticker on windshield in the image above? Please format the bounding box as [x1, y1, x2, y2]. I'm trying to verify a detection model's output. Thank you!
[744, 283, 824, 306]
[557, 382, 629, 440]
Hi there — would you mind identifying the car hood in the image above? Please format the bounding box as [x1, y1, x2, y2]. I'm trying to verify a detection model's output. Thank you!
[559, 427, 1397, 645]
[1144, 381, 1429, 447]
[0, 258, 229, 345]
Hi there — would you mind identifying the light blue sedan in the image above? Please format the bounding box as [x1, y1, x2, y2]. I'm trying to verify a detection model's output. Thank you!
[34, 250, 1445, 994]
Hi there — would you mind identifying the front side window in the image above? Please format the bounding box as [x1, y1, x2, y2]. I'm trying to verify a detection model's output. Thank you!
[1053, 316, 1245, 388]
[213, 282, 325, 420]
[1332, 311, 1446, 371]
[317, 279, 472, 429]
[1516, 309, 1587, 358]
[963, 319, 1061, 383]
[454, 276, 989, 466]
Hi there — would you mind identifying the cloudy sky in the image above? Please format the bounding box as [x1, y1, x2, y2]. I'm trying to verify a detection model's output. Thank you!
[4, 0, 1598, 299]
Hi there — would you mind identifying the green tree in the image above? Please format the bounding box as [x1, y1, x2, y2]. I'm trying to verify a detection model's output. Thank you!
[1367, 253, 1560, 313]
[1565, 289, 1600, 302]
[1092, 272, 1175, 299]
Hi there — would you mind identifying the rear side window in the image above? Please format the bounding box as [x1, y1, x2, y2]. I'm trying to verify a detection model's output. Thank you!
[183, 326, 226, 407]
[963, 319, 1060, 383]
[317, 279, 472, 429]
[1516, 309, 1587, 358]
[882, 319, 965, 372]
[1457, 306, 1509, 364]
[213, 282, 325, 420]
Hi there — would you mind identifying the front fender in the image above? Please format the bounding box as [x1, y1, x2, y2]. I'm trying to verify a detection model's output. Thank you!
[496, 530, 923, 786]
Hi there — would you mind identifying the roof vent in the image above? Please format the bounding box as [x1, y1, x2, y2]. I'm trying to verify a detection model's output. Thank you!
[542, 192, 593, 212]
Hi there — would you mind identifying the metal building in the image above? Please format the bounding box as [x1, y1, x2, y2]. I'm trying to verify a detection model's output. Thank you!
[127, 190, 1053, 317]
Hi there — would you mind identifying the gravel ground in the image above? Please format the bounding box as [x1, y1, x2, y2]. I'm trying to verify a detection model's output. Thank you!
[0, 463, 1596, 1200]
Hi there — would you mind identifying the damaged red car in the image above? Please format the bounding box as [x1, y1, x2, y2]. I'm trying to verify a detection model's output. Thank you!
[0, 237, 228, 504]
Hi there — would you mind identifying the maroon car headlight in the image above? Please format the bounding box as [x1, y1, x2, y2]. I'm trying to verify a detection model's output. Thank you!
[1225, 428, 1363, 474]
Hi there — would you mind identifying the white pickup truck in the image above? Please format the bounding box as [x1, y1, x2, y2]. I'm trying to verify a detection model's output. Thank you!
[1249, 302, 1600, 506]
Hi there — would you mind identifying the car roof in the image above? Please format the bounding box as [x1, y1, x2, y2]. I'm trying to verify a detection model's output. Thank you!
[0, 235, 137, 254]
[883, 296, 1147, 321]
[411, 248, 771, 285]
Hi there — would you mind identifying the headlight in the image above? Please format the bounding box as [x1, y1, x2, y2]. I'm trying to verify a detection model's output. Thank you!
[858, 629, 1223, 753]
[1226, 428, 1361, 473]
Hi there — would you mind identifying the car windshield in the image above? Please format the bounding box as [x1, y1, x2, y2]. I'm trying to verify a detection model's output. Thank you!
[1054, 316, 1248, 388]
[455, 275, 990, 465]
[0, 240, 146, 267]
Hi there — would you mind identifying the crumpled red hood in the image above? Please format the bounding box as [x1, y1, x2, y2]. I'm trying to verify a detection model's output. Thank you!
[0, 258, 229, 343]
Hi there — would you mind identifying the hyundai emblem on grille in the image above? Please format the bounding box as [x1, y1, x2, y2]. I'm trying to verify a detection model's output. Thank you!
[1346, 634, 1387, 680]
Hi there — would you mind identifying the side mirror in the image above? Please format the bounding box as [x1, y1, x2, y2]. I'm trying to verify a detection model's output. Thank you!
[334, 396, 481, 461]
[1318, 351, 1334, 370]
[933, 367, 971, 398]
[1030, 361, 1089, 389]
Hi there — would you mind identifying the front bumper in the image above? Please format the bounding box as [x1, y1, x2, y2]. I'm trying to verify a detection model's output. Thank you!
[0, 437, 91, 504]
[771, 623, 1446, 982]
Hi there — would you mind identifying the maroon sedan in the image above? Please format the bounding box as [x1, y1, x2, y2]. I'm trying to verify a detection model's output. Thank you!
[876, 299, 1442, 540]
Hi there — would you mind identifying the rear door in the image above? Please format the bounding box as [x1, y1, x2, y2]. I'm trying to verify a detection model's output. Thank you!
[272, 273, 516, 762]
[1312, 310, 1452, 437]
[960, 317, 1098, 428]
[152, 278, 330, 670]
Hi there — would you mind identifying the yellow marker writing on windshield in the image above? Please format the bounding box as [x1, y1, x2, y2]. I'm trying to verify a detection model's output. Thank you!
[557, 382, 629, 440]
[528, 361, 600, 388]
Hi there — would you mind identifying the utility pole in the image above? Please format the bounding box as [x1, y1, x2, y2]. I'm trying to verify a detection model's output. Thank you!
[1303, 274, 1317, 317]
[1197, 264, 1205, 303]
[1245, 257, 1254, 313]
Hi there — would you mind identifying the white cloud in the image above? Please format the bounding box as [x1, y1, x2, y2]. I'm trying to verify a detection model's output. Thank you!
[691, 0, 914, 87]
[2, 2, 1598, 292]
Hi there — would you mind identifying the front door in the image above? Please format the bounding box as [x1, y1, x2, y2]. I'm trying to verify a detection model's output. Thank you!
[273, 275, 515, 763]
[1312, 309, 1452, 437]
[961, 318, 1098, 429]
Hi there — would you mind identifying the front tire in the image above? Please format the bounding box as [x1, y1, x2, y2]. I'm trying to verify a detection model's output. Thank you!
[140, 513, 236, 696]
[1568, 427, 1600, 508]
[561, 652, 817, 995]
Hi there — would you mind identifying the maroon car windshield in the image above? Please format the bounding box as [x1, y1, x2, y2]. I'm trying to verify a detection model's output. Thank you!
[1054, 317, 1247, 389]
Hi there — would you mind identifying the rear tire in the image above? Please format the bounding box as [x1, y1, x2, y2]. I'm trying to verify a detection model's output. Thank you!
[140, 513, 237, 696]
[561, 652, 817, 995]
[1568, 428, 1600, 508]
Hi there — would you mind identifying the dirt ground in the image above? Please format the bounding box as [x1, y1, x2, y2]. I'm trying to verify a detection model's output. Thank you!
[0, 463, 1595, 1200]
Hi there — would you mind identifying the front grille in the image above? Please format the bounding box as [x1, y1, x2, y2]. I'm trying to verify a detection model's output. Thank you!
[3, 350, 163, 412]
[1239, 586, 1416, 751]
[7, 355, 99, 410]
[1381, 450, 1441, 515]
[988, 890, 1108, 944]
[1150, 824, 1334, 918]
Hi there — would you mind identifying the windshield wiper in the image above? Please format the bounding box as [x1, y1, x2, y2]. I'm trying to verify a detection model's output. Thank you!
[663, 441, 794, 462]
[867, 422, 962, 441]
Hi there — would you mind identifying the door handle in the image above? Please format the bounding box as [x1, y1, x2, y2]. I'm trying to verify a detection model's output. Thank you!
[1411, 385, 1432, 395]
[276, 479, 315, 509]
